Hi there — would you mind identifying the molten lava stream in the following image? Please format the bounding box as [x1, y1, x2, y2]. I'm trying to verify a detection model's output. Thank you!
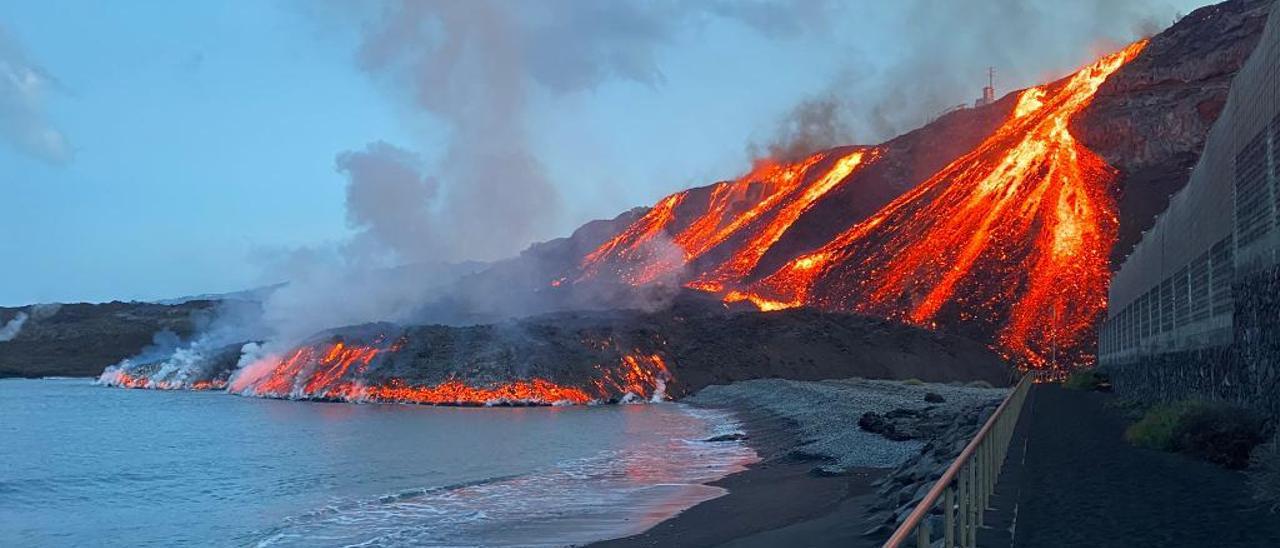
[578, 192, 687, 284]
[578, 149, 866, 286]
[737, 40, 1148, 369]
[229, 339, 674, 406]
[101, 369, 227, 391]
[693, 148, 878, 292]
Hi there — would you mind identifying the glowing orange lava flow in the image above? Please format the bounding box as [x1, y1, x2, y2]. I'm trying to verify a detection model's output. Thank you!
[100, 369, 228, 391]
[579, 149, 876, 286]
[693, 149, 877, 292]
[740, 40, 1148, 369]
[227, 337, 673, 405]
[591, 353, 672, 401]
[229, 340, 397, 398]
[342, 378, 594, 406]
[579, 192, 687, 284]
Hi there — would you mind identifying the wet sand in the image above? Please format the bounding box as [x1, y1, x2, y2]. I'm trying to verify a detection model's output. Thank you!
[589, 461, 884, 548]
[589, 385, 888, 548]
[588, 379, 1008, 547]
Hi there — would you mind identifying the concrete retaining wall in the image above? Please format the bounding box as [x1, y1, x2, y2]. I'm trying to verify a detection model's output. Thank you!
[1103, 265, 1280, 420]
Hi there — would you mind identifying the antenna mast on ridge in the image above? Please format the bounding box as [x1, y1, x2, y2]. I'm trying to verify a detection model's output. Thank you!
[975, 66, 996, 107]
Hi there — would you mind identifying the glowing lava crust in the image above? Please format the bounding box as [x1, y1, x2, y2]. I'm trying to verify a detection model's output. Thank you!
[212, 339, 671, 406]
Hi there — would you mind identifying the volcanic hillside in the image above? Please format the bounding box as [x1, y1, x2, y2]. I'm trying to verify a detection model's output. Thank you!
[20, 0, 1271, 405]
[460, 0, 1270, 372]
[102, 294, 1010, 404]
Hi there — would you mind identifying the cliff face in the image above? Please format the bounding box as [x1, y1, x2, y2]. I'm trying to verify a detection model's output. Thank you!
[1075, 0, 1273, 266]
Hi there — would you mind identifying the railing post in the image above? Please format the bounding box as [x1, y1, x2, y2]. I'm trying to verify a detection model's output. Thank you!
[967, 461, 978, 547]
[958, 464, 969, 546]
[917, 507, 931, 548]
[977, 443, 986, 527]
[944, 485, 955, 548]
[983, 441, 991, 507]
[987, 442, 994, 512]
[882, 375, 1033, 548]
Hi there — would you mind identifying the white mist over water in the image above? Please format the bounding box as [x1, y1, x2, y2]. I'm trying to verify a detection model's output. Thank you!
[1, 379, 756, 547]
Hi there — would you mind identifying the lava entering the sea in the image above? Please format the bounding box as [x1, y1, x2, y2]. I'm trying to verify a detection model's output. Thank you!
[100, 369, 229, 391]
[223, 337, 673, 406]
[576, 41, 1149, 371]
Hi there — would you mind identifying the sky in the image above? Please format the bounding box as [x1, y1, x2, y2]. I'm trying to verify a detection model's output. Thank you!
[0, 0, 1213, 306]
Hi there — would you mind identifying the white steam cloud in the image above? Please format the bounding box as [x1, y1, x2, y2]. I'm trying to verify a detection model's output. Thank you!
[330, 0, 837, 264]
[0, 313, 27, 342]
[0, 303, 61, 342]
[219, 0, 839, 352]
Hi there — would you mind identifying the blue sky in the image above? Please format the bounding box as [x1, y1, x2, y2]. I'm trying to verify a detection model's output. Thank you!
[1, 1, 1210, 306]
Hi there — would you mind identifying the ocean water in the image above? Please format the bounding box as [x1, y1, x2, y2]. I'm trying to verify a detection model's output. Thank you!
[0, 378, 756, 547]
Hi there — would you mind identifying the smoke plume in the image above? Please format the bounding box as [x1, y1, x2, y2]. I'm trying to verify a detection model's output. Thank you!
[329, 0, 837, 264]
[337, 142, 442, 263]
[750, 90, 858, 163]
[0, 313, 26, 342]
[0, 303, 60, 342]
[219, 0, 839, 347]
[0, 25, 72, 165]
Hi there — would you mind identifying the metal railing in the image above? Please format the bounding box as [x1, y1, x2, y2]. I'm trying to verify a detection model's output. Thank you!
[883, 373, 1035, 548]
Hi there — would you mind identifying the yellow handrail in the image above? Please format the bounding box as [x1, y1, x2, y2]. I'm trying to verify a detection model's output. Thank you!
[883, 373, 1035, 548]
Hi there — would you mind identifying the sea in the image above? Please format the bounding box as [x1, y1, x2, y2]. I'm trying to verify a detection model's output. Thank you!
[0, 378, 757, 547]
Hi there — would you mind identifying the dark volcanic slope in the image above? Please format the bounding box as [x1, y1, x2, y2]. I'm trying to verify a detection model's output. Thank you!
[140, 294, 1010, 403]
[0, 301, 214, 378]
[495, 297, 1015, 397]
[1076, 0, 1272, 267]
[375, 301, 1011, 397]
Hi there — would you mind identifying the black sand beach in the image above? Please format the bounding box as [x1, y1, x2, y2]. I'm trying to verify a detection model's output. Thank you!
[590, 379, 1009, 547]
[589, 404, 887, 548]
[591, 462, 884, 548]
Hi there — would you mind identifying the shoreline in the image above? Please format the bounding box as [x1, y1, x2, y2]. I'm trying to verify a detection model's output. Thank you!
[27, 376, 993, 546]
[589, 378, 1009, 547]
[588, 404, 889, 548]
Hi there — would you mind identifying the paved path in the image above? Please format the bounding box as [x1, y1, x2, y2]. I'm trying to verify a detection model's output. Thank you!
[1006, 385, 1280, 547]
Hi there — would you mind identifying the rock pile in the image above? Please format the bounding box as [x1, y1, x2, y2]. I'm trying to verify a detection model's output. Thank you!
[862, 399, 1001, 538]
